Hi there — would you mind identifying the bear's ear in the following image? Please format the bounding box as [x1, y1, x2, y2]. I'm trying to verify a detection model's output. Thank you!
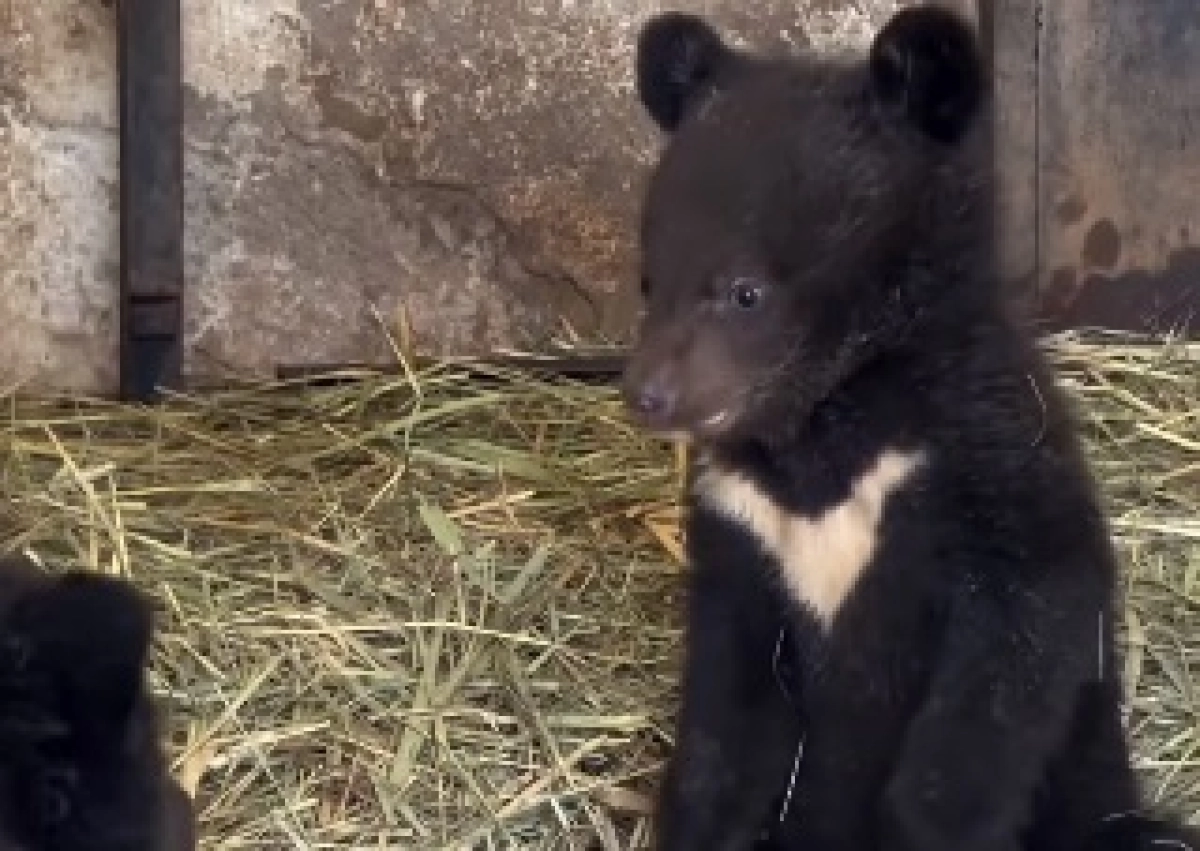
[636, 12, 734, 132]
[868, 6, 984, 144]
[11, 572, 154, 739]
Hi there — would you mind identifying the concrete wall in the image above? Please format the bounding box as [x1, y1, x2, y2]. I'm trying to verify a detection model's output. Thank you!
[0, 0, 921, 394]
[0, 3, 122, 392]
[6, 1, 1194, 395]
[1035, 0, 1200, 332]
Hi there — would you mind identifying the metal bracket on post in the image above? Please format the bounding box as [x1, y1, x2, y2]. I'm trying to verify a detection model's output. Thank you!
[118, 0, 184, 401]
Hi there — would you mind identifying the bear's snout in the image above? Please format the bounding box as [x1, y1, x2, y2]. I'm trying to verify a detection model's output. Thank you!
[621, 364, 680, 429]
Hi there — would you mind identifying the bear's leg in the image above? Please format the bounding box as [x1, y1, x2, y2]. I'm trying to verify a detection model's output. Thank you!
[655, 559, 801, 851]
[881, 585, 1099, 851]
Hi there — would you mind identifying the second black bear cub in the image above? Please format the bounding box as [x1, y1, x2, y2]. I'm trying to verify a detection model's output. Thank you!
[623, 5, 1198, 851]
[0, 557, 195, 851]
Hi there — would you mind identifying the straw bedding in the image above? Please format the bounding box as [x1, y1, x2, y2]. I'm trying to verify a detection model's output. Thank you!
[0, 334, 1196, 849]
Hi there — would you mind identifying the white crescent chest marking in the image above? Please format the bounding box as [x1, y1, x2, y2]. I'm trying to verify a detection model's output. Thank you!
[694, 448, 925, 627]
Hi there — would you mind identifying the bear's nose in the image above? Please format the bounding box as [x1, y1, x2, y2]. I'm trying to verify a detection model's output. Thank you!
[623, 375, 678, 425]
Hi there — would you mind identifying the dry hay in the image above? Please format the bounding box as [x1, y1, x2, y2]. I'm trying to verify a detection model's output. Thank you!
[0, 333, 1196, 849]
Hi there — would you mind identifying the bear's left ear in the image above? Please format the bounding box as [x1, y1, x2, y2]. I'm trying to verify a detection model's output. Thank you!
[869, 6, 985, 144]
[636, 12, 735, 132]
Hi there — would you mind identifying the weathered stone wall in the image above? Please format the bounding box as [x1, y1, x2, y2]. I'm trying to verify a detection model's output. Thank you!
[1, 0, 911, 394]
[0, 3, 121, 392]
[7, 1, 1198, 396]
[1035, 0, 1200, 332]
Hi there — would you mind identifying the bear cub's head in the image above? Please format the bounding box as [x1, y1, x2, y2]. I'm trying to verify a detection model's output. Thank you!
[0, 558, 196, 851]
[622, 5, 990, 444]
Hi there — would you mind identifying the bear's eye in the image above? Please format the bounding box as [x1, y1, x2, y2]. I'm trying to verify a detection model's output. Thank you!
[639, 275, 651, 298]
[728, 278, 764, 310]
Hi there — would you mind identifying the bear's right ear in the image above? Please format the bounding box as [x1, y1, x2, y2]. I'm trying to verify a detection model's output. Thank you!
[636, 12, 733, 132]
[868, 5, 984, 144]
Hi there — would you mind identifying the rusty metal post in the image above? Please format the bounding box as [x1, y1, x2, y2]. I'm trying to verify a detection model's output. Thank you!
[118, 0, 184, 400]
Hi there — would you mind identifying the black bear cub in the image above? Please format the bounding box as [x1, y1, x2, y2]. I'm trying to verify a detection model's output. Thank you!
[623, 5, 1198, 851]
[0, 556, 195, 851]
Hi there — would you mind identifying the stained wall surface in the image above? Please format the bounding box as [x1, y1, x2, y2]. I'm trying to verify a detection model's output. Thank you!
[0, 1, 912, 393]
[7, 1, 1195, 395]
[1035, 0, 1200, 333]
